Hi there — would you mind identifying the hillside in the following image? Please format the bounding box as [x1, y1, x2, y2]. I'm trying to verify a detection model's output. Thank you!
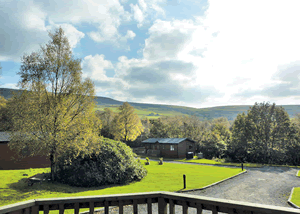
[1, 87, 300, 121]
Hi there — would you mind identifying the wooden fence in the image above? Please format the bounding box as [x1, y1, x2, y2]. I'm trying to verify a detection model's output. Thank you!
[1, 191, 300, 214]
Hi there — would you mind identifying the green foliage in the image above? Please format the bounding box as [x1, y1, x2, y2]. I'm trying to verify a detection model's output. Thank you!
[199, 132, 226, 159]
[111, 102, 144, 142]
[55, 138, 147, 187]
[96, 108, 115, 139]
[145, 157, 150, 165]
[227, 102, 299, 165]
[7, 27, 100, 181]
[0, 96, 13, 131]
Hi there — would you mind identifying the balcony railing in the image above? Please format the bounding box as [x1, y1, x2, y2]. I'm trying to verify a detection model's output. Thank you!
[1, 191, 300, 214]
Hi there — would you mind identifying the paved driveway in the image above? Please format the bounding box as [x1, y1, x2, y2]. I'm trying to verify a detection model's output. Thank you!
[185, 166, 300, 208]
[95, 161, 300, 213]
[143, 158, 300, 207]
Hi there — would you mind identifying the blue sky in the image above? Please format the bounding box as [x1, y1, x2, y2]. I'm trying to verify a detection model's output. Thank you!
[1, 0, 300, 108]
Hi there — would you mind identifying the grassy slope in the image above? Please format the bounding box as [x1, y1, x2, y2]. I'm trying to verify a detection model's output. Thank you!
[94, 104, 300, 121]
[2, 88, 300, 121]
[94, 105, 187, 119]
[0, 162, 242, 209]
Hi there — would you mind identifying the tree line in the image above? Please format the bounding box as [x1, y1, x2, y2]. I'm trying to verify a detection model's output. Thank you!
[90, 101, 300, 166]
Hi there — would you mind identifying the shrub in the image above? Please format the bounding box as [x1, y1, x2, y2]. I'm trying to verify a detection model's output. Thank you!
[145, 157, 150, 165]
[55, 137, 147, 187]
[158, 157, 163, 165]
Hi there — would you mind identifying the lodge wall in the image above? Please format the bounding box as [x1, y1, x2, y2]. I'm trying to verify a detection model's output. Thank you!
[0, 142, 50, 170]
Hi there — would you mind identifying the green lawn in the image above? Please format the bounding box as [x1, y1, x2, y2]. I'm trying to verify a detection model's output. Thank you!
[0, 162, 242, 213]
[178, 158, 264, 168]
[297, 170, 300, 177]
[291, 187, 300, 207]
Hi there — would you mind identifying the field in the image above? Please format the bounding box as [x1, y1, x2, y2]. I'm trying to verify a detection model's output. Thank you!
[94, 105, 187, 119]
[0, 162, 242, 213]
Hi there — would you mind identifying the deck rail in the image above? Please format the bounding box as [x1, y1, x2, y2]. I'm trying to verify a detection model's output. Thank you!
[1, 191, 300, 214]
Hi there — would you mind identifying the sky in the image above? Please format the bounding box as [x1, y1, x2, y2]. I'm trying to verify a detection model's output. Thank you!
[1, 0, 300, 108]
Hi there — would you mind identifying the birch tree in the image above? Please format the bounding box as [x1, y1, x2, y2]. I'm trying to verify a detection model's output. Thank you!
[8, 27, 100, 180]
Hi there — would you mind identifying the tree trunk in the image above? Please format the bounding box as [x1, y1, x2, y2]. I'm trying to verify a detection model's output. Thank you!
[50, 153, 54, 181]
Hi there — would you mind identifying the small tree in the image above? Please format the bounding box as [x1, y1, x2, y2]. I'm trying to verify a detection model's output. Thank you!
[111, 102, 144, 142]
[8, 27, 100, 181]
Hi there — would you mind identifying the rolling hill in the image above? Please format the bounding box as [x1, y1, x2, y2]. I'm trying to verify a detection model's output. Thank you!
[1, 87, 300, 121]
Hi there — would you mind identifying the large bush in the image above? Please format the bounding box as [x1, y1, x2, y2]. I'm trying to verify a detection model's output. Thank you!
[55, 137, 147, 187]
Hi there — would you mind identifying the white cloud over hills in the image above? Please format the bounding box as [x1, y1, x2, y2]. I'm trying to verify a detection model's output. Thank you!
[2, 0, 300, 108]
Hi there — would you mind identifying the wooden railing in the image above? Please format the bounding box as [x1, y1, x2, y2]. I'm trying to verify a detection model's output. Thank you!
[1, 191, 300, 214]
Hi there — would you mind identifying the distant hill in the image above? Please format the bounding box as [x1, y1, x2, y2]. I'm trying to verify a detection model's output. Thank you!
[1, 87, 300, 121]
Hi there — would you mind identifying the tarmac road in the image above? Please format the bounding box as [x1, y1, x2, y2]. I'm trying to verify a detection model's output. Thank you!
[94, 161, 300, 213]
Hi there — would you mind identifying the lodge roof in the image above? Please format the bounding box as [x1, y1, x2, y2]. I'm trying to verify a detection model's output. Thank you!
[0, 132, 10, 142]
[141, 138, 195, 144]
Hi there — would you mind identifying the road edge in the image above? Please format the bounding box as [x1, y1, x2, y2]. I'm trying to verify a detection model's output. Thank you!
[176, 170, 247, 193]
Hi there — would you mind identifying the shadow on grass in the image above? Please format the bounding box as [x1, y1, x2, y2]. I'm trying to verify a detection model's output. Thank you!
[8, 173, 130, 194]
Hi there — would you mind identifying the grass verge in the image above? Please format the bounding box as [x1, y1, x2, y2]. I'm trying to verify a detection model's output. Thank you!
[290, 187, 300, 207]
[0, 162, 242, 213]
[178, 158, 263, 168]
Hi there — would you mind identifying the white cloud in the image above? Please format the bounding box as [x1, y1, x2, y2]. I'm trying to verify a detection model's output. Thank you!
[130, 0, 166, 28]
[81, 54, 114, 81]
[81, 54, 129, 94]
[0, 0, 134, 62]
[130, 4, 145, 27]
[126, 30, 136, 39]
[107, 0, 300, 107]
[0, 0, 49, 62]
[46, 22, 85, 49]
[1, 83, 18, 89]
[138, 0, 147, 11]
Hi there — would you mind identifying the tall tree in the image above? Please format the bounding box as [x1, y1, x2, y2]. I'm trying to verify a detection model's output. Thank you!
[111, 102, 144, 142]
[7, 27, 100, 181]
[228, 102, 292, 164]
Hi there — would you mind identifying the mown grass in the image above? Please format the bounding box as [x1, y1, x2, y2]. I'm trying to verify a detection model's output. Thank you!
[0, 162, 242, 213]
[291, 187, 300, 207]
[178, 158, 300, 169]
[178, 158, 264, 168]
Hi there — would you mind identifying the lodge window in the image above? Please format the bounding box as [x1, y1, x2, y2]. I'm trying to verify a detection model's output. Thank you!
[189, 145, 192, 149]
[170, 145, 175, 151]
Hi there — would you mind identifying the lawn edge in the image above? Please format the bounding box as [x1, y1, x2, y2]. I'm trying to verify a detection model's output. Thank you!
[176, 170, 247, 193]
[176, 160, 262, 168]
[80, 170, 248, 214]
[288, 187, 300, 209]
